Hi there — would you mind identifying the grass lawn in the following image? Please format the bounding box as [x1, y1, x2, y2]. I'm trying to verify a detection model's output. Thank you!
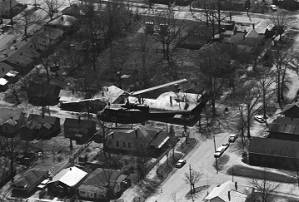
[177, 138, 198, 154]
[227, 165, 297, 183]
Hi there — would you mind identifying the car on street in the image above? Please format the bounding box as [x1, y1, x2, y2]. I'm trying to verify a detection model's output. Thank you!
[175, 159, 186, 168]
[270, 4, 278, 11]
[214, 145, 227, 158]
[228, 134, 238, 143]
[254, 115, 266, 123]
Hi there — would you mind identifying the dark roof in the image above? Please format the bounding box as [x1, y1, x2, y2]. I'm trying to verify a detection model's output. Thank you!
[80, 168, 121, 188]
[249, 137, 299, 159]
[26, 114, 60, 130]
[13, 169, 47, 189]
[64, 118, 96, 129]
[280, 102, 299, 115]
[27, 82, 61, 106]
[270, 117, 299, 135]
[150, 131, 170, 149]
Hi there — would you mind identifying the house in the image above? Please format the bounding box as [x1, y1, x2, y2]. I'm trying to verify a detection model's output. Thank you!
[205, 181, 247, 202]
[21, 114, 61, 140]
[0, 107, 24, 138]
[106, 125, 170, 155]
[269, 116, 299, 141]
[78, 169, 128, 200]
[26, 81, 62, 106]
[48, 166, 87, 196]
[248, 137, 299, 170]
[64, 118, 96, 144]
[12, 169, 48, 196]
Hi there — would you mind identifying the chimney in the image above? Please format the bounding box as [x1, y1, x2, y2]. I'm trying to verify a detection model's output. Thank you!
[252, 23, 255, 30]
[70, 167, 72, 171]
[228, 191, 231, 201]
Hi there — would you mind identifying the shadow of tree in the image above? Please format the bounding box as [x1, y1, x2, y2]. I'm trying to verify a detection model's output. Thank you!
[185, 185, 210, 200]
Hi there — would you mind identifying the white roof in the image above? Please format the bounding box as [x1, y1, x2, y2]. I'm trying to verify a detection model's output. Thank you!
[49, 166, 87, 187]
[0, 78, 8, 86]
[5, 70, 18, 77]
[205, 181, 246, 202]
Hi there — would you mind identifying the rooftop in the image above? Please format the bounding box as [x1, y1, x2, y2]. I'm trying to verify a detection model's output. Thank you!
[49, 166, 87, 187]
[249, 137, 299, 159]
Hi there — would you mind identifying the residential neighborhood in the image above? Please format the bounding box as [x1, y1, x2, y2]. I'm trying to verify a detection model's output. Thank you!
[1, 0, 299, 201]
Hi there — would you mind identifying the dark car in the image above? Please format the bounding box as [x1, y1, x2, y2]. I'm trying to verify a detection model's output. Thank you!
[228, 134, 238, 143]
[175, 159, 186, 168]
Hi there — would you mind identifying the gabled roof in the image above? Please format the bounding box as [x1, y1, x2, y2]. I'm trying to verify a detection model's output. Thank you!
[26, 114, 59, 130]
[14, 169, 47, 189]
[150, 131, 170, 149]
[107, 125, 162, 146]
[64, 118, 96, 129]
[249, 137, 299, 159]
[270, 117, 299, 135]
[49, 166, 87, 187]
[205, 181, 246, 202]
[80, 168, 121, 188]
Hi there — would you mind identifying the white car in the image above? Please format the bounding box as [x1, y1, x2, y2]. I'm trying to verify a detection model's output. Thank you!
[254, 115, 266, 123]
[270, 5, 277, 11]
[214, 145, 227, 158]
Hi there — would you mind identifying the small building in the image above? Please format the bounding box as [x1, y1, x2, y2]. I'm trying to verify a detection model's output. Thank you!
[269, 116, 299, 141]
[248, 137, 299, 170]
[64, 118, 96, 144]
[48, 166, 87, 196]
[21, 114, 61, 140]
[205, 181, 246, 202]
[106, 125, 170, 155]
[12, 169, 48, 196]
[78, 169, 127, 200]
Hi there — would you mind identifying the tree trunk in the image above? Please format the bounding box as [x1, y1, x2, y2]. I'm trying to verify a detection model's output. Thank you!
[211, 77, 216, 116]
[69, 139, 73, 150]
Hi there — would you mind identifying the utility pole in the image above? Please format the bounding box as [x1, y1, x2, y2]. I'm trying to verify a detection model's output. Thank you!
[213, 135, 218, 174]
[189, 164, 195, 202]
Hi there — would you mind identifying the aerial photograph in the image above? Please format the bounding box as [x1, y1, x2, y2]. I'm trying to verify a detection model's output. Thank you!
[1, 0, 299, 201]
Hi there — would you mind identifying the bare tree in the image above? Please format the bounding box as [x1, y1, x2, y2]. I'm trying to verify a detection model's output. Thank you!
[184, 165, 201, 194]
[17, 9, 41, 38]
[250, 170, 280, 202]
[153, 8, 184, 63]
[234, 80, 261, 138]
[41, 0, 62, 20]
[271, 11, 288, 39]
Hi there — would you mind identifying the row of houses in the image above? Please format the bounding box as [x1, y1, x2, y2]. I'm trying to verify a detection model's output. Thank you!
[12, 166, 130, 200]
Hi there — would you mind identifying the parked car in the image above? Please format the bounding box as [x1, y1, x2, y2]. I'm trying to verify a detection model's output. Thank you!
[214, 151, 223, 158]
[228, 134, 238, 143]
[175, 159, 186, 168]
[254, 115, 266, 123]
[214, 145, 227, 158]
[270, 4, 278, 11]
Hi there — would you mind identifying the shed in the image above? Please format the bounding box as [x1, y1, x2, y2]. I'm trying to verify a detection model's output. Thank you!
[248, 137, 299, 170]
[64, 118, 96, 144]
